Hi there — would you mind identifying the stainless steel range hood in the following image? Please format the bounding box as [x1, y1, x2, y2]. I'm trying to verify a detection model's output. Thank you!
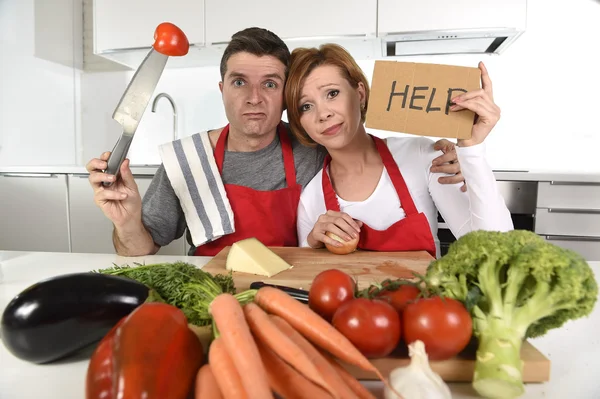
[382, 28, 524, 57]
[377, 0, 527, 57]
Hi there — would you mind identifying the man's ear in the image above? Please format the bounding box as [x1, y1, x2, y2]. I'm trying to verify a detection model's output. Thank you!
[219, 81, 223, 93]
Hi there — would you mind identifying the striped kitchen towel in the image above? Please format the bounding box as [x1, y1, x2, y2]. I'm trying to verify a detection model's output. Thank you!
[158, 132, 235, 246]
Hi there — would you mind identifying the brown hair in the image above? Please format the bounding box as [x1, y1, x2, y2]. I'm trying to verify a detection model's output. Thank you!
[284, 43, 370, 146]
[220, 27, 291, 81]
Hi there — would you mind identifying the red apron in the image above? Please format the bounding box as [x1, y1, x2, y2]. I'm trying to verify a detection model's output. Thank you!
[322, 135, 437, 258]
[195, 123, 302, 256]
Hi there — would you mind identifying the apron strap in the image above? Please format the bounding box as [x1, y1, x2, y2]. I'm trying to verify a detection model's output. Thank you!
[372, 136, 419, 216]
[321, 154, 341, 212]
[214, 123, 297, 187]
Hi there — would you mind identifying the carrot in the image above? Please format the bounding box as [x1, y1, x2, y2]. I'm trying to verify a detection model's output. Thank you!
[253, 287, 402, 398]
[256, 337, 332, 399]
[209, 294, 273, 399]
[243, 302, 336, 397]
[319, 350, 378, 399]
[195, 364, 223, 399]
[207, 337, 247, 399]
[269, 314, 359, 399]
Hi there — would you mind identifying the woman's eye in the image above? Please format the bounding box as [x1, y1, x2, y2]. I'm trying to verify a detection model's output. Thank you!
[233, 79, 245, 87]
[327, 89, 339, 99]
[300, 104, 311, 112]
[265, 81, 277, 89]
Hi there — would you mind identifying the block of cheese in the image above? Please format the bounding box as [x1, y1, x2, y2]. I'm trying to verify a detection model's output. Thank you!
[225, 238, 293, 277]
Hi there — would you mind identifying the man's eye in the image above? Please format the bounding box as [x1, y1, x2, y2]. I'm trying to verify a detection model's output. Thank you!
[265, 81, 277, 89]
[327, 90, 339, 99]
[233, 79, 245, 87]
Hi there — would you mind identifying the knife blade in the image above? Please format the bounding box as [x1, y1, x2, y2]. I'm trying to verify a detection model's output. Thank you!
[103, 48, 168, 186]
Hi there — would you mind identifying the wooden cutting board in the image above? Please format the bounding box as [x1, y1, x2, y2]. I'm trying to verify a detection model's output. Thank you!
[202, 246, 550, 383]
[201, 246, 435, 292]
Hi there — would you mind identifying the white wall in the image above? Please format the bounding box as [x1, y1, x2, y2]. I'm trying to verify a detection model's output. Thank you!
[78, 0, 599, 173]
[0, 0, 81, 166]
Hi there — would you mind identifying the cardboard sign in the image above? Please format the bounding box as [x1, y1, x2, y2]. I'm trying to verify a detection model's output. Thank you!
[365, 61, 481, 140]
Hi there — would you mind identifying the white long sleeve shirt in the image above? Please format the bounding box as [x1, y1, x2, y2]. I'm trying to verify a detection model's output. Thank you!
[296, 136, 514, 257]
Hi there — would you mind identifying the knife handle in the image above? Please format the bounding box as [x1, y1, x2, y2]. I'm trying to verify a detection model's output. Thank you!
[250, 282, 310, 304]
[103, 134, 134, 187]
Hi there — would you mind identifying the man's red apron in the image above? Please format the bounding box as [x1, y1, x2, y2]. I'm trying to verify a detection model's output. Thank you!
[195, 123, 302, 256]
[321, 135, 437, 258]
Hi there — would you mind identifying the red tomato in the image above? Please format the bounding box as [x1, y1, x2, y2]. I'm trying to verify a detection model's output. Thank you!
[376, 284, 421, 313]
[403, 296, 472, 360]
[332, 298, 401, 358]
[153, 22, 189, 56]
[308, 269, 356, 321]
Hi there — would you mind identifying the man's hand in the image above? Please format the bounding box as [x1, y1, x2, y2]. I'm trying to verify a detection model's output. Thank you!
[431, 139, 467, 192]
[86, 152, 143, 228]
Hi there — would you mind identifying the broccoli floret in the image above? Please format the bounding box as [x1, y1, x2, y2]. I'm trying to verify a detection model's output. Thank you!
[426, 230, 598, 399]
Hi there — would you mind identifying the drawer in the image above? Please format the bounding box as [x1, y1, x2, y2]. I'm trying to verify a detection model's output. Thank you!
[537, 181, 600, 210]
[535, 208, 600, 237]
[542, 236, 600, 262]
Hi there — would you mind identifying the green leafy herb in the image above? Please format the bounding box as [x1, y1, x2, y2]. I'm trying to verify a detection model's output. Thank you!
[94, 261, 236, 326]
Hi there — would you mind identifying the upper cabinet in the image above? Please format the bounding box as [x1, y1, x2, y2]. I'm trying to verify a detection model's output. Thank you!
[90, 0, 527, 69]
[94, 0, 205, 52]
[204, 0, 377, 44]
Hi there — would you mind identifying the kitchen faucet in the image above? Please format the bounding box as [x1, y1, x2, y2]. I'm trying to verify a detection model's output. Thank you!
[151, 92, 178, 141]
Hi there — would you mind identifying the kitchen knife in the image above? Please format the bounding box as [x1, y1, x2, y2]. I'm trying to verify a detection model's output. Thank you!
[103, 48, 168, 186]
[249, 282, 310, 304]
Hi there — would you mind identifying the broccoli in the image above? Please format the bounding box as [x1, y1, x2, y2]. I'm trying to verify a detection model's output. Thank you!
[426, 229, 598, 399]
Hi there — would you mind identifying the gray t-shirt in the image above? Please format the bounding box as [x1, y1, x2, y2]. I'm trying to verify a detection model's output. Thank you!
[141, 124, 327, 253]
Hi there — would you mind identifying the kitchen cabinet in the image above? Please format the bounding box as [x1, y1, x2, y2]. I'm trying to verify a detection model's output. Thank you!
[534, 181, 600, 262]
[93, 0, 205, 53]
[68, 174, 187, 255]
[377, 0, 526, 35]
[0, 174, 70, 252]
[204, 0, 377, 44]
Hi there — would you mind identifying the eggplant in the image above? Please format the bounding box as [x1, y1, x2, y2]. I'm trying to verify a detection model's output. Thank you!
[250, 281, 310, 304]
[1, 272, 149, 364]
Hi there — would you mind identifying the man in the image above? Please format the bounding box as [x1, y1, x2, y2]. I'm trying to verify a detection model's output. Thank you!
[86, 27, 464, 256]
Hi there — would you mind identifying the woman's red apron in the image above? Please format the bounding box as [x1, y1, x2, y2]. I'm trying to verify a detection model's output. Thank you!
[322, 135, 437, 258]
[195, 123, 302, 256]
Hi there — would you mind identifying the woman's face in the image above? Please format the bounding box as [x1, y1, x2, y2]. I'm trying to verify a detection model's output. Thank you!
[298, 65, 366, 150]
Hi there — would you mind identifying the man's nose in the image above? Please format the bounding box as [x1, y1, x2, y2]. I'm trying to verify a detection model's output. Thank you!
[246, 85, 262, 105]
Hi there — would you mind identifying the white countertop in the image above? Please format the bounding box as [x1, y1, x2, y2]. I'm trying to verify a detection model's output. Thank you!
[1, 165, 599, 182]
[1, 251, 599, 399]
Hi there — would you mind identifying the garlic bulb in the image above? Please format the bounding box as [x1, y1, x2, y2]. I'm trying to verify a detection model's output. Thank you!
[384, 340, 452, 399]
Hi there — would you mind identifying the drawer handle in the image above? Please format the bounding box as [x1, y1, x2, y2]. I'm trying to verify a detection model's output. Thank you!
[550, 181, 600, 187]
[1, 173, 56, 178]
[545, 235, 600, 242]
[547, 208, 600, 215]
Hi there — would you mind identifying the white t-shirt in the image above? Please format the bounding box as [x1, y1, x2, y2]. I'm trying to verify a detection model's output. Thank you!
[296, 136, 514, 257]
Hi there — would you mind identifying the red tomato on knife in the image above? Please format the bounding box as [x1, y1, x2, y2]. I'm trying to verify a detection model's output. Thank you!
[403, 296, 472, 360]
[153, 22, 189, 56]
[308, 269, 356, 322]
[332, 298, 401, 358]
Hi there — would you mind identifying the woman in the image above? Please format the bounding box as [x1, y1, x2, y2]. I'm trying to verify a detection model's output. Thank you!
[285, 44, 513, 258]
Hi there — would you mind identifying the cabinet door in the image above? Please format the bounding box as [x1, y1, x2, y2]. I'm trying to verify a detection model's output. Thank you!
[68, 174, 187, 255]
[205, 0, 377, 44]
[378, 0, 526, 34]
[0, 174, 70, 252]
[94, 0, 205, 53]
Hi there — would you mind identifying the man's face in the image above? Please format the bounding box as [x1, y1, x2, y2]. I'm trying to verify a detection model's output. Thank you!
[219, 52, 286, 138]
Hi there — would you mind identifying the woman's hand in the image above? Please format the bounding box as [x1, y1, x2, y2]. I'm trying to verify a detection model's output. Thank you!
[307, 210, 362, 249]
[450, 62, 501, 147]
